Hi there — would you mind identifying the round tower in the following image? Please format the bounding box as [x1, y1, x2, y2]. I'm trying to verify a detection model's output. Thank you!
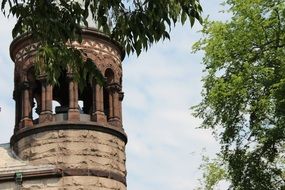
[9, 28, 127, 189]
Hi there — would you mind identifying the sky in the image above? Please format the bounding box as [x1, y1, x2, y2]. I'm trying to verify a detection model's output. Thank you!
[0, 1, 229, 189]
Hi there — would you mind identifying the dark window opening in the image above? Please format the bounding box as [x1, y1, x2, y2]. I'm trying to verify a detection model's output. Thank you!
[103, 88, 110, 118]
[52, 100, 62, 114]
[103, 68, 114, 119]
[53, 71, 69, 114]
[32, 98, 39, 121]
[27, 67, 41, 122]
[78, 80, 93, 114]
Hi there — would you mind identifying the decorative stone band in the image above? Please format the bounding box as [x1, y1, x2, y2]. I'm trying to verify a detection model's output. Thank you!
[0, 168, 61, 182]
[0, 168, 127, 185]
[10, 28, 125, 63]
[61, 168, 126, 185]
[10, 121, 128, 146]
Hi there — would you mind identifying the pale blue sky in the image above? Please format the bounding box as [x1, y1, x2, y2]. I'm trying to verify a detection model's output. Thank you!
[0, 1, 228, 189]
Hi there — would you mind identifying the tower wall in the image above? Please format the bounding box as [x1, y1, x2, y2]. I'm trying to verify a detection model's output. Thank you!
[1, 177, 125, 189]
[9, 28, 127, 189]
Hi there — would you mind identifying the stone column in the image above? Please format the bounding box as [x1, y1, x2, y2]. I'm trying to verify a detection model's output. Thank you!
[39, 77, 53, 123]
[113, 91, 121, 120]
[108, 84, 121, 127]
[108, 89, 114, 119]
[67, 74, 79, 121]
[119, 91, 124, 122]
[41, 81, 46, 112]
[46, 84, 53, 113]
[20, 81, 33, 128]
[91, 82, 107, 122]
[13, 88, 21, 131]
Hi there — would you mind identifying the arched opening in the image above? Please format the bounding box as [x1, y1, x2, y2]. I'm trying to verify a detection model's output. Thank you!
[52, 100, 67, 121]
[32, 98, 39, 123]
[78, 100, 84, 113]
[14, 75, 22, 127]
[27, 67, 41, 123]
[78, 82, 93, 115]
[103, 88, 110, 118]
[52, 100, 61, 114]
[52, 71, 69, 114]
[105, 68, 115, 83]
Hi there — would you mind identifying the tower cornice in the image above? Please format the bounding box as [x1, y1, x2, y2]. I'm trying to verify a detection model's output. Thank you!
[10, 28, 125, 63]
[10, 121, 128, 146]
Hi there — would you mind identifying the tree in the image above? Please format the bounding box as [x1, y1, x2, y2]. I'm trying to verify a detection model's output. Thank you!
[193, 0, 285, 189]
[194, 151, 228, 190]
[1, 0, 202, 86]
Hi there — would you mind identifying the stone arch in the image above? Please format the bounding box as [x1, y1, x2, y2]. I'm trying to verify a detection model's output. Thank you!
[26, 67, 41, 122]
[22, 58, 35, 74]
[101, 62, 121, 84]
[105, 68, 115, 84]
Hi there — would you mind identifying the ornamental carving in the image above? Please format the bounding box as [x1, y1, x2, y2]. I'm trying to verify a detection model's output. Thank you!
[13, 36, 123, 84]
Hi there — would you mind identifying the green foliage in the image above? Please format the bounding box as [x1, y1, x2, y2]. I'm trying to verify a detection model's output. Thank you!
[195, 152, 228, 190]
[35, 42, 105, 89]
[193, 0, 285, 189]
[1, 0, 202, 85]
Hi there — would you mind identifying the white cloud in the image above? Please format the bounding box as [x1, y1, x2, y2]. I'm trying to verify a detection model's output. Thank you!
[0, 16, 15, 53]
[0, 14, 16, 144]
[122, 2, 229, 189]
[0, 99, 14, 144]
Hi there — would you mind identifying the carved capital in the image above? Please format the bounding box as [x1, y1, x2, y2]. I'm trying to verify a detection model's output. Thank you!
[21, 81, 30, 90]
[107, 83, 121, 92]
[66, 72, 74, 80]
[119, 92, 124, 101]
[13, 90, 20, 100]
[37, 74, 47, 82]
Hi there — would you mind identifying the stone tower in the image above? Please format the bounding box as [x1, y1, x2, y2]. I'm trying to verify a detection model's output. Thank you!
[0, 28, 127, 189]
